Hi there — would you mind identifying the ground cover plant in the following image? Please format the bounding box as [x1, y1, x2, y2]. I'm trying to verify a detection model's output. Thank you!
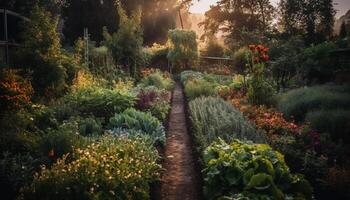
[203, 139, 312, 200]
[21, 136, 161, 200]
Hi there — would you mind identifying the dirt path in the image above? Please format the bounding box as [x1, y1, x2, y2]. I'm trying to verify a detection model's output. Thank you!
[161, 82, 201, 200]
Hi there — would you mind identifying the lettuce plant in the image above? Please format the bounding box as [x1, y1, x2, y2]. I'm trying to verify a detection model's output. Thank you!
[203, 139, 313, 200]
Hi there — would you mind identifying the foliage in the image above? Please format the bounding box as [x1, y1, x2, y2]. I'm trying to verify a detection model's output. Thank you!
[269, 37, 305, 91]
[279, 0, 335, 44]
[0, 68, 33, 110]
[323, 166, 350, 199]
[277, 85, 350, 122]
[108, 108, 166, 145]
[103, 5, 144, 77]
[167, 29, 198, 71]
[232, 47, 250, 78]
[64, 87, 136, 120]
[299, 41, 337, 84]
[246, 45, 275, 105]
[201, 37, 225, 57]
[135, 87, 171, 122]
[305, 109, 350, 143]
[189, 97, 265, 150]
[230, 96, 299, 136]
[184, 79, 217, 101]
[0, 153, 40, 200]
[180, 70, 204, 84]
[18, 5, 67, 97]
[39, 120, 87, 161]
[203, 139, 312, 200]
[139, 71, 174, 90]
[200, 0, 275, 44]
[22, 136, 161, 200]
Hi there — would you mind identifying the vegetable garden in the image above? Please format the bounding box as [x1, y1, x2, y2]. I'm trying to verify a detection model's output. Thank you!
[1, 0, 350, 200]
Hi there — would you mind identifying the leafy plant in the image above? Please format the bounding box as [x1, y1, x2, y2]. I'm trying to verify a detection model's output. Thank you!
[189, 97, 265, 150]
[0, 68, 33, 110]
[39, 120, 87, 162]
[64, 87, 136, 120]
[0, 153, 40, 200]
[108, 108, 166, 145]
[139, 71, 174, 91]
[21, 136, 161, 200]
[167, 29, 198, 71]
[277, 85, 350, 122]
[184, 79, 216, 101]
[203, 139, 313, 200]
[305, 109, 350, 143]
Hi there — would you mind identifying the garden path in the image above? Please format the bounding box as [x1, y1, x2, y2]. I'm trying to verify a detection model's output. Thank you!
[161, 82, 201, 200]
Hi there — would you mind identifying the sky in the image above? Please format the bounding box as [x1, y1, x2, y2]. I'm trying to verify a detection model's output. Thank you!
[189, 0, 350, 18]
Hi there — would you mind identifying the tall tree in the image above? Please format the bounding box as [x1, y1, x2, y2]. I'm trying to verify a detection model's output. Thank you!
[279, 0, 335, 44]
[18, 5, 67, 96]
[200, 0, 275, 45]
[339, 22, 347, 38]
[103, 5, 143, 77]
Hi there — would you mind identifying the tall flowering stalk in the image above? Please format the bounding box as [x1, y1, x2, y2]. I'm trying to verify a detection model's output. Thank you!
[246, 45, 274, 105]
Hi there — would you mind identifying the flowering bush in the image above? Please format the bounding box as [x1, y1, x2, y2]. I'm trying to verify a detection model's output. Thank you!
[22, 136, 161, 200]
[0, 68, 33, 110]
[229, 94, 299, 136]
[246, 44, 275, 105]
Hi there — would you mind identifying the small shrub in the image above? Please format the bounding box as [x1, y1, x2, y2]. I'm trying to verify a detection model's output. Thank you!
[108, 108, 166, 145]
[0, 153, 40, 200]
[78, 117, 103, 136]
[189, 97, 265, 150]
[139, 71, 174, 91]
[39, 120, 87, 161]
[203, 139, 312, 200]
[149, 101, 171, 122]
[0, 68, 33, 110]
[184, 79, 216, 101]
[64, 87, 136, 119]
[323, 166, 350, 199]
[22, 136, 161, 200]
[278, 85, 350, 122]
[305, 109, 350, 143]
[180, 70, 203, 83]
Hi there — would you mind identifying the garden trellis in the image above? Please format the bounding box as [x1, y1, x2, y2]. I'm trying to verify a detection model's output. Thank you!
[0, 9, 29, 65]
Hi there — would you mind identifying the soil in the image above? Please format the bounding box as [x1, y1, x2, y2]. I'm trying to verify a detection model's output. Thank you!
[160, 82, 202, 200]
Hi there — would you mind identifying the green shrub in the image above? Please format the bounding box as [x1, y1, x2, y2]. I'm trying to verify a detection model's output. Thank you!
[108, 108, 166, 145]
[22, 136, 161, 200]
[305, 109, 350, 143]
[232, 47, 250, 75]
[64, 87, 136, 120]
[278, 85, 350, 122]
[300, 41, 337, 83]
[0, 153, 40, 200]
[184, 79, 216, 101]
[78, 117, 103, 136]
[139, 71, 174, 91]
[180, 70, 203, 84]
[149, 101, 171, 122]
[248, 78, 276, 106]
[167, 29, 198, 71]
[39, 120, 87, 161]
[189, 97, 265, 150]
[203, 139, 312, 200]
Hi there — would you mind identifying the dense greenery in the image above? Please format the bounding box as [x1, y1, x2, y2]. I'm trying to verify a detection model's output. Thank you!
[21, 136, 161, 200]
[189, 97, 265, 150]
[108, 108, 166, 145]
[203, 139, 312, 200]
[167, 29, 198, 72]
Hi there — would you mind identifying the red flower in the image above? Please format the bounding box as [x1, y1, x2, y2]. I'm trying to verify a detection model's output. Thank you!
[48, 149, 55, 157]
